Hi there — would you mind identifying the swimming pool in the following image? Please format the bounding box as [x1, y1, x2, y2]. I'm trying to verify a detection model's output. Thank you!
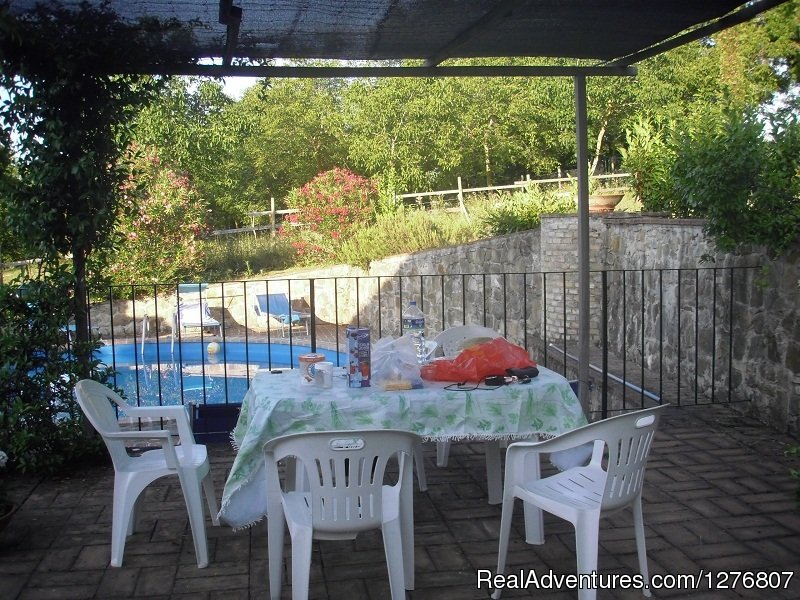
[96, 341, 345, 407]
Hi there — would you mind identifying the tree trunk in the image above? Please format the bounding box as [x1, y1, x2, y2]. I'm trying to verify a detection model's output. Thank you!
[72, 244, 91, 379]
[589, 119, 607, 177]
[484, 143, 493, 187]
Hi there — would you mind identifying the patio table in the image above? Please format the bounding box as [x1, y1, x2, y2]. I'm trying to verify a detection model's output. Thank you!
[218, 365, 586, 530]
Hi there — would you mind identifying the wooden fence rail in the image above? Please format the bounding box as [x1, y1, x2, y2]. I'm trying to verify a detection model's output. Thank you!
[211, 173, 632, 237]
[394, 172, 631, 208]
[211, 197, 299, 238]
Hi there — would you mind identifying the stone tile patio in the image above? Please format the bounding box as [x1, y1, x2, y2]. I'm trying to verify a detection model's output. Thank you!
[1, 403, 799, 599]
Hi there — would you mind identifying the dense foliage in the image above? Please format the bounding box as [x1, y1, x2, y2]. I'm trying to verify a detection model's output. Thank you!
[622, 108, 800, 254]
[0, 2, 176, 375]
[100, 147, 211, 285]
[0, 3, 184, 475]
[481, 187, 578, 235]
[280, 168, 378, 265]
[0, 269, 104, 474]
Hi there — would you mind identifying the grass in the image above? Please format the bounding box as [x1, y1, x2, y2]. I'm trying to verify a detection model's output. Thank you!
[172, 186, 636, 280]
[2, 186, 636, 293]
[338, 206, 483, 269]
[200, 234, 296, 280]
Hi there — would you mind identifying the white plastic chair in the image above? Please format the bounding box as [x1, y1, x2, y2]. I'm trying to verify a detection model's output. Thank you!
[74, 379, 219, 568]
[430, 326, 505, 501]
[432, 324, 501, 359]
[492, 404, 669, 600]
[264, 429, 421, 600]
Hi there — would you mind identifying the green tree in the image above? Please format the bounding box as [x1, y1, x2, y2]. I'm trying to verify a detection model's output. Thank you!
[672, 107, 800, 254]
[234, 78, 348, 210]
[0, 3, 176, 375]
[344, 75, 448, 196]
[133, 78, 245, 227]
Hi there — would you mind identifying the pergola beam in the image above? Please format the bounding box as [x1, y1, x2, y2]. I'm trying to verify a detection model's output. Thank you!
[218, 0, 243, 67]
[124, 63, 636, 78]
[574, 74, 591, 415]
[604, 0, 788, 67]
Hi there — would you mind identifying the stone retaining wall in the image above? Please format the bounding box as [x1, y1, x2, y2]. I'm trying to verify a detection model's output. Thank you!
[92, 216, 798, 434]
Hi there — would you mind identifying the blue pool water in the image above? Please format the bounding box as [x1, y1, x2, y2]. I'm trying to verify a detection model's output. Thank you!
[96, 341, 345, 407]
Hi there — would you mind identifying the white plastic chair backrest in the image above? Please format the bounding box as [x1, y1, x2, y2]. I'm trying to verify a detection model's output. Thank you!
[531, 405, 667, 512]
[264, 430, 419, 535]
[595, 407, 664, 511]
[433, 325, 501, 357]
[74, 379, 138, 471]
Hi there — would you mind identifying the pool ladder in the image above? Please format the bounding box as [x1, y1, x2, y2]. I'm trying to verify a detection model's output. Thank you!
[140, 314, 149, 358]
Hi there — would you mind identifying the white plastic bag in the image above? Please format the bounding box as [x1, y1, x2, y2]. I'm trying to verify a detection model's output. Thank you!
[371, 335, 424, 390]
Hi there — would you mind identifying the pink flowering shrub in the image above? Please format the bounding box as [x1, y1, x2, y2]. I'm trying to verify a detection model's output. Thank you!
[105, 147, 210, 285]
[279, 168, 378, 264]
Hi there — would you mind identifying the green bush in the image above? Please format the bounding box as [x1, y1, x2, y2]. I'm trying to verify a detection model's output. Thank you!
[338, 207, 480, 268]
[671, 108, 800, 253]
[480, 187, 575, 235]
[102, 147, 211, 285]
[622, 109, 799, 255]
[0, 267, 104, 474]
[620, 118, 679, 214]
[280, 168, 378, 265]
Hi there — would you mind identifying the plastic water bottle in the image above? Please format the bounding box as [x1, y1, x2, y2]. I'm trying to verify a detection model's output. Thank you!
[401, 300, 426, 364]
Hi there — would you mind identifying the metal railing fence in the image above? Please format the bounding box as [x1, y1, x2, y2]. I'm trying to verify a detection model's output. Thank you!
[93, 266, 759, 419]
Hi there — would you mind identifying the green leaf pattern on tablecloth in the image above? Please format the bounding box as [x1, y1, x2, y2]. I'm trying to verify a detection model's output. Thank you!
[219, 367, 587, 529]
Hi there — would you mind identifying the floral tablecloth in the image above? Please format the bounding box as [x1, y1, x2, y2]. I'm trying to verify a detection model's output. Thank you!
[218, 366, 586, 528]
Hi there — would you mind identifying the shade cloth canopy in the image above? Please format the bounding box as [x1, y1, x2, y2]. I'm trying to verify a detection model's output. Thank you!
[3, 1, 786, 74]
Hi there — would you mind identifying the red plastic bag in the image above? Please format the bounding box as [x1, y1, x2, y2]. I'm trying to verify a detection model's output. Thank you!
[420, 337, 537, 383]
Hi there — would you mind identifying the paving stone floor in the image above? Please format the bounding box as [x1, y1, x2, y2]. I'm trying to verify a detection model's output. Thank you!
[1, 403, 799, 600]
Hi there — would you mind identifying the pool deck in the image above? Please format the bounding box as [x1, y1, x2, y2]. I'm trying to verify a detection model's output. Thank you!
[1, 403, 799, 599]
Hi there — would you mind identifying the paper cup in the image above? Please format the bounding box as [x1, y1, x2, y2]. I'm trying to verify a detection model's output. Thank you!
[299, 353, 325, 383]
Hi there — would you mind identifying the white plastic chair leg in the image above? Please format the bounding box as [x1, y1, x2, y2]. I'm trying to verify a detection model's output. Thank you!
[632, 496, 652, 597]
[574, 512, 601, 600]
[492, 495, 515, 600]
[111, 475, 144, 567]
[399, 465, 415, 590]
[382, 517, 407, 599]
[128, 494, 141, 536]
[267, 511, 286, 600]
[436, 440, 450, 467]
[202, 476, 220, 526]
[414, 443, 427, 491]
[180, 470, 210, 568]
[110, 504, 132, 567]
[290, 527, 314, 600]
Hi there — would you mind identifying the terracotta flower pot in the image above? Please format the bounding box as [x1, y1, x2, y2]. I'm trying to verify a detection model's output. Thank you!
[588, 193, 624, 213]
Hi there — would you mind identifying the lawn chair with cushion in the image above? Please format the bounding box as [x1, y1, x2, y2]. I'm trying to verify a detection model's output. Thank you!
[173, 300, 222, 336]
[253, 293, 310, 337]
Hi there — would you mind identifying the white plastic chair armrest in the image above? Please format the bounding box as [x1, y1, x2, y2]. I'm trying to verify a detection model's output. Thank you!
[122, 405, 196, 445]
[504, 431, 604, 485]
[102, 430, 172, 442]
[103, 430, 180, 468]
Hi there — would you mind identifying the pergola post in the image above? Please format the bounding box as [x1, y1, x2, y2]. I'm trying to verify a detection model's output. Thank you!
[574, 74, 591, 414]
